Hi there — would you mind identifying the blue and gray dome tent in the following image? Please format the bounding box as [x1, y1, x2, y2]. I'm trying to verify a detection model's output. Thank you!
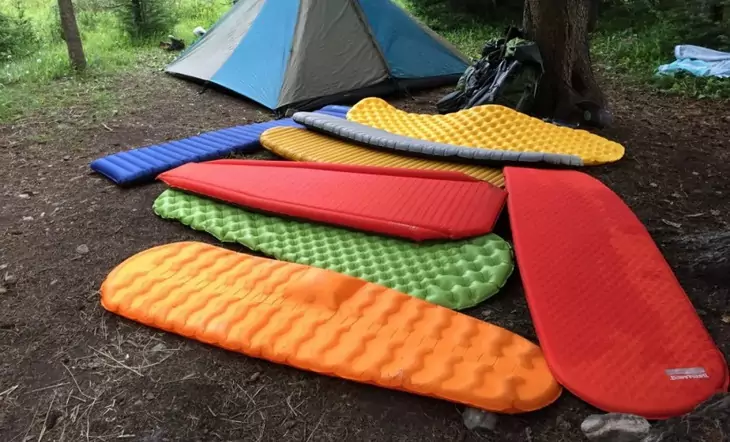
[165, 0, 470, 112]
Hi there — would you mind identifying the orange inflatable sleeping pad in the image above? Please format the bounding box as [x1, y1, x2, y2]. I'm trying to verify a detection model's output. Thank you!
[101, 242, 562, 413]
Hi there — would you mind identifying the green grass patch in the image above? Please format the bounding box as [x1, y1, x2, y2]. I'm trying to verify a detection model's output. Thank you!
[397, 0, 504, 58]
[592, 16, 730, 99]
[1, 0, 727, 124]
[0, 0, 230, 121]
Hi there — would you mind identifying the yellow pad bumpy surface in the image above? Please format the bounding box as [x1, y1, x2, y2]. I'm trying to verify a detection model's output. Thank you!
[260, 127, 505, 187]
[102, 242, 561, 412]
[347, 98, 625, 165]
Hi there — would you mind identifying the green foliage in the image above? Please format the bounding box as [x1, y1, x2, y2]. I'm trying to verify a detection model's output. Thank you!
[115, 0, 174, 42]
[660, 1, 729, 51]
[171, 0, 231, 44]
[591, 1, 730, 99]
[0, 5, 37, 59]
[398, 0, 504, 58]
[0, 0, 727, 123]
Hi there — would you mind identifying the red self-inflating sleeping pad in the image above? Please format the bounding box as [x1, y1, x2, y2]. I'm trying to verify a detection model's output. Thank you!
[158, 160, 507, 241]
[505, 166, 728, 419]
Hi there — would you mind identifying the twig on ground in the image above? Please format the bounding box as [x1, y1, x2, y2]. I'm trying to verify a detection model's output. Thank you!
[251, 384, 267, 401]
[38, 390, 57, 442]
[31, 382, 69, 393]
[242, 388, 257, 407]
[285, 392, 303, 417]
[89, 346, 143, 377]
[254, 412, 266, 442]
[20, 403, 41, 442]
[85, 395, 98, 442]
[0, 384, 19, 397]
[136, 352, 175, 370]
[207, 405, 217, 417]
[240, 403, 279, 422]
[162, 373, 197, 384]
[62, 362, 93, 400]
[58, 421, 66, 442]
[102, 123, 113, 132]
[305, 411, 326, 442]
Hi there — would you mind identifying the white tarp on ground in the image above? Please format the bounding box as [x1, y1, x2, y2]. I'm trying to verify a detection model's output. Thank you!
[658, 44, 730, 78]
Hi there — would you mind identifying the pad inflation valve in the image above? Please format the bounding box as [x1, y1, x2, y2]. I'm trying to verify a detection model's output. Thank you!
[158, 160, 506, 241]
[101, 241, 561, 412]
[260, 127, 505, 187]
[504, 167, 728, 418]
[154, 190, 514, 310]
[347, 98, 624, 165]
[293, 112, 582, 166]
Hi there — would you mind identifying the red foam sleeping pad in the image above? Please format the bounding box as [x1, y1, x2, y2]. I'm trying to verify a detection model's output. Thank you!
[158, 160, 507, 241]
[505, 166, 728, 419]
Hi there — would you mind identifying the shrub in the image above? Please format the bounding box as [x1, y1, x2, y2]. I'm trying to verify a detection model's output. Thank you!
[115, 0, 175, 42]
[0, 8, 37, 59]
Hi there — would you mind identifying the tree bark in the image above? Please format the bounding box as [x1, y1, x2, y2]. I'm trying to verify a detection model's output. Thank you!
[523, 0, 611, 127]
[57, 0, 86, 72]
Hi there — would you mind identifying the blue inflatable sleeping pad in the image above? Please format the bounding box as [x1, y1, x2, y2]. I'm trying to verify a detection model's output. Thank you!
[90, 105, 350, 185]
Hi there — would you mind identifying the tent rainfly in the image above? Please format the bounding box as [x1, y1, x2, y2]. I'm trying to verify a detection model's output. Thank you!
[165, 0, 470, 112]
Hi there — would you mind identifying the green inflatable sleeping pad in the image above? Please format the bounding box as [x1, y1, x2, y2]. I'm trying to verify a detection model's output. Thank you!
[153, 189, 514, 310]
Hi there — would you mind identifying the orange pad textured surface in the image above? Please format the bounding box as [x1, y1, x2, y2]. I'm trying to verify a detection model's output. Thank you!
[505, 167, 728, 419]
[101, 241, 562, 413]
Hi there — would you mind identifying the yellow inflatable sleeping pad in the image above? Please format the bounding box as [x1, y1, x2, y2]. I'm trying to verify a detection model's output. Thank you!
[260, 127, 505, 187]
[347, 98, 625, 165]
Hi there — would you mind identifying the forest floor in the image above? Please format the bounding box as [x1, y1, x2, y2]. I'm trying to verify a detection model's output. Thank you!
[0, 67, 729, 441]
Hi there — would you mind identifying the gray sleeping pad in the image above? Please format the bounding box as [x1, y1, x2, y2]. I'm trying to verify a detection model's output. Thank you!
[292, 112, 583, 166]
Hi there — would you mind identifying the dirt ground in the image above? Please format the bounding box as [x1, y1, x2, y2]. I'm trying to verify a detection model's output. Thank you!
[0, 69, 728, 442]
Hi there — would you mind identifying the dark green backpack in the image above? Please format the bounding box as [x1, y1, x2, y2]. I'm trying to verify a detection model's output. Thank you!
[437, 27, 543, 114]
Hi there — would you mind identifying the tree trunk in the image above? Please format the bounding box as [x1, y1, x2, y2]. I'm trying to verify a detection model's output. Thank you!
[57, 0, 86, 72]
[523, 0, 611, 127]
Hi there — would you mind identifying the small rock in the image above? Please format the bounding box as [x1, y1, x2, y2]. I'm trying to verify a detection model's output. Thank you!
[581, 413, 650, 442]
[17, 193, 30, 199]
[481, 309, 493, 319]
[692, 171, 699, 176]
[249, 371, 261, 382]
[722, 314, 730, 324]
[134, 399, 144, 407]
[0, 264, 6, 270]
[76, 244, 89, 255]
[649, 182, 658, 188]
[151, 343, 166, 352]
[710, 210, 720, 216]
[63, 155, 70, 161]
[462, 407, 498, 431]
[4, 273, 17, 284]
[283, 420, 296, 430]
[556, 415, 572, 431]
[22, 216, 33, 221]
[0, 286, 7, 295]
[145, 392, 155, 400]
